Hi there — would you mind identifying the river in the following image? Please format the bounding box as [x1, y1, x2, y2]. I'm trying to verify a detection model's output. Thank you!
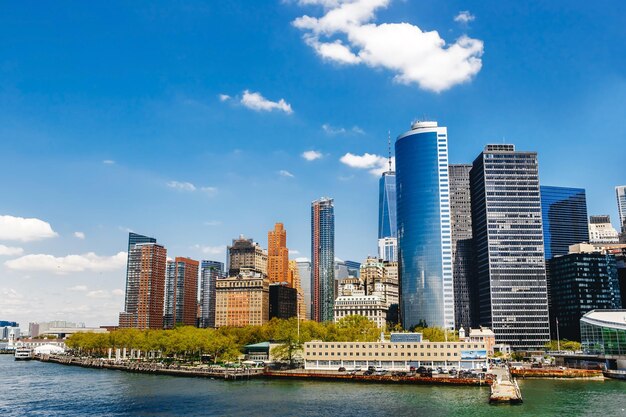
[0, 355, 624, 416]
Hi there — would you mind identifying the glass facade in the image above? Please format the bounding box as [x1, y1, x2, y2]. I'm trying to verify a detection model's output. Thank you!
[470, 144, 550, 349]
[311, 197, 335, 322]
[540, 186, 589, 260]
[617, 186, 626, 233]
[581, 310, 626, 355]
[378, 171, 397, 239]
[200, 260, 224, 328]
[396, 121, 454, 330]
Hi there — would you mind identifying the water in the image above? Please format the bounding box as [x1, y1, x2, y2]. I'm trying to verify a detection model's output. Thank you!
[0, 355, 624, 417]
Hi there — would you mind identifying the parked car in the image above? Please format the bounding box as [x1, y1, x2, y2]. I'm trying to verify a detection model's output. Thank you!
[338, 367, 346, 372]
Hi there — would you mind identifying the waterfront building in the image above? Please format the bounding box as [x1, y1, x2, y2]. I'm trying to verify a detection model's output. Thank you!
[311, 197, 335, 322]
[378, 171, 397, 240]
[199, 260, 224, 328]
[303, 333, 488, 371]
[395, 121, 454, 330]
[345, 260, 361, 278]
[333, 293, 388, 328]
[227, 236, 267, 277]
[540, 186, 589, 260]
[28, 321, 82, 338]
[580, 310, 626, 370]
[548, 245, 621, 341]
[288, 260, 306, 319]
[269, 283, 298, 320]
[448, 164, 474, 329]
[378, 237, 398, 262]
[470, 144, 550, 349]
[617, 186, 626, 232]
[164, 257, 199, 329]
[268, 223, 290, 285]
[589, 215, 619, 244]
[214, 269, 269, 327]
[119, 234, 167, 330]
[296, 258, 312, 320]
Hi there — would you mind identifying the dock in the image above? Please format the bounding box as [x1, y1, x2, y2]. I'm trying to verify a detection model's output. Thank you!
[489, 367, 523, 404]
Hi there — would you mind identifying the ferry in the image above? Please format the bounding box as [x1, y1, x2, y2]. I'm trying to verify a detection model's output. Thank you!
[14, 347, 34, 361]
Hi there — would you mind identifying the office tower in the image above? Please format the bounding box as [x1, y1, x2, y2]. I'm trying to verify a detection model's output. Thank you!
[296, 259, 312, 320]
[395, 121, 454, 330]
[214, 269, 269, 327]
[164, 257, 199, 328]
[549, 244, 621, 341]
[345, 260, 362, 278]
[119, 236, 167, 330]
[448, 164, 474, 329]
[268, 223, 290, 285]
[617, 186, 626, 231]
[540, 186, 589, 260]
[379, 171, 397, 239]
[199, 260, 223, 328]
[269, 283, 298, 320]
[289, 260, 306, 319]
[378, 237, 398, 262]
[311, 197, 335, 322]
[227, 235, 268, 276]
[589, 215, 619, 244]
[470, 144, 550, 349]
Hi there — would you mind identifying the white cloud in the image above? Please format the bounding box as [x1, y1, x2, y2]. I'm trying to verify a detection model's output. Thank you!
[0, 245, 24, 256]
[240, 90, 293, 114]
[166, 181, 197, 191]
[218, 94, 231, 102]
[279, 170, 295, 178]
[102, 159, 115, 165]
[73, 231, 86, 240]
[5, 251, 127, 275]
[0, 214, 58, 242]
[322, 123, 365, 135]
[193, 244, 225, 255]
[289, 249, 300, 255]
[112, 289, 124, 296]
[68, 285, 88, 292]
[200, 186, 218, 195]
[86, 290, 111, 299]
[295, 257, 310, 262]
[293, 0, 484, 92]
[302, 150, 323, 161]
[340, 152, 395, 176]
[454, 11, 475, 24]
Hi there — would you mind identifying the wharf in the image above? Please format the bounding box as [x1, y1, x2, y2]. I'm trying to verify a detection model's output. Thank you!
[489, 368, 523, 404]
[511, 368, 603, 379]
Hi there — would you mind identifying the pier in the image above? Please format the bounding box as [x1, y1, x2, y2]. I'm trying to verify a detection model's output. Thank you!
[489, 367, 523, 404]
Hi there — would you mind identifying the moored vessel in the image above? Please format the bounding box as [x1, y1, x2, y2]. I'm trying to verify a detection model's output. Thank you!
[14, 347, 34, 361]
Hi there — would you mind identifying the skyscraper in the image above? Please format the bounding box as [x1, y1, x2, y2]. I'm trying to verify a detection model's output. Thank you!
[268, 223, 290, 285]
[164, 257, 199, 328]
[289, 260, 306, 319]
[378, 171, 397, 239]
[540, 186, 589, 260]
[311, 197, 335, 322]
[448, 164, 473, 329]
[119, 235, 167, 330]
[470, 144, 550, 349]
[227, 235, 268, 276]
[296, 258, 312, 320]
[200, 260, 223, 328]
[396, 121, 454, 330]
[617, 186, 626, 231]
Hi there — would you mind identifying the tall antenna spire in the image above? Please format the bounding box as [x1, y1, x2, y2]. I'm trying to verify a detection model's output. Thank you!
[387, 130, 392, 173]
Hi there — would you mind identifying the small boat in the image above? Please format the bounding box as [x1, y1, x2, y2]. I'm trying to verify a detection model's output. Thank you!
[14, 347, 34, 361]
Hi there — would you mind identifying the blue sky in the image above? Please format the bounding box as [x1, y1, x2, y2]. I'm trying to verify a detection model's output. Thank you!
[1, 0, 625, 327]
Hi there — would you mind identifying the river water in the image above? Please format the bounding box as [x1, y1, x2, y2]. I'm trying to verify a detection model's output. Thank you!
[0, 355, 624, 416]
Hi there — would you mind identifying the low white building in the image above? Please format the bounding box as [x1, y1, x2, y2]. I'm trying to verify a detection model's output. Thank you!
[334, 292, 388, 328]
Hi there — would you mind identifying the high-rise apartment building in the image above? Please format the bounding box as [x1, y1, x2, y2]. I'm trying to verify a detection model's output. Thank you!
[396, 121, 454, 330]
[164, 257, 199, 329]
[540, 186, 589, 260]
[616, 186, 626, 232]
[470, 144, 550, 349]
[589, 215, 619, 244]
[268, 223, 290, 285]
[296, 259, 312, 320]
[199, 260, 223, 328]
[214, 269, 269, 327]
[227, 236, 268, 276]
[311, 197, 335, 322]
[448, 164, 474, 329]
[119, 234, 167, 330]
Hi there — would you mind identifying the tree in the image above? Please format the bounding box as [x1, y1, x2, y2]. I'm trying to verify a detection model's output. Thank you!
[334, 315, 380, 342]
[270, 318, 305, 366]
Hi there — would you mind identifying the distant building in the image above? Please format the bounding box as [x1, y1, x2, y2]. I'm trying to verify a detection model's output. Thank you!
[540, 186, 589, 260]
[378, 171, 397, 239]
[269, 283, 298, 320]
[0, 321, 18, 328]
[199, 260, 224, 328]
[589, 215, 619, 244]
[470, 144, 550, 349]
[0, 326, 20, 340]
[214, 269, 269, 327]
[334, 293, 388, 328]
[377, 237, 398, 263]
[289, 260, 306, 319]
[227, 235, 268, 277]
[29, 321, 82, 338]
[164, 257, 199, 328]
[119, 234, 167, 330]
[268, 223, 290, 285]
[617, 186, 626, 233]
[345, 260, 362, 278]
[296, 259, 312, 320]
[311, 197, 335, 322]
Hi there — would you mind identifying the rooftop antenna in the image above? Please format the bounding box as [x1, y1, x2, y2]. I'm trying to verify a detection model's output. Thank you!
[387, 130, 392, 173]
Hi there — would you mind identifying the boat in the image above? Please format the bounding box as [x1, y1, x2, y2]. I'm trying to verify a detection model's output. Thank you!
[603, 369, 626, 380]
[14, 347, 34, 361]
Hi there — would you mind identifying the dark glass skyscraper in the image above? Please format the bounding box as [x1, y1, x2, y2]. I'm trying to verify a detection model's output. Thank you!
[396, 121, 454, 330]
[470, 144, 550, 349]
[378, 171, 397, 239]
[200, 260, 224, 328]
[311, 197, 335, 322]
[124, 232, 156, 315]
[540, 186, 589, 260]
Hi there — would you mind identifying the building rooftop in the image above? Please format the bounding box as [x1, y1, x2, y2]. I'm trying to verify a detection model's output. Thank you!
[581, 309, 626, 330]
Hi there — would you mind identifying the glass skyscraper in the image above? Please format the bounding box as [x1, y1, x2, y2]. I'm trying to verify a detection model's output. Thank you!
[470, 144, 550, 350]
[540, 186, 589, 260]
[311, 197, 335, 322]
[396, 121, 454, 330]
[200, 260, 224, 328]
[616, 185, 626, 233]
[378, 171, 397, 239]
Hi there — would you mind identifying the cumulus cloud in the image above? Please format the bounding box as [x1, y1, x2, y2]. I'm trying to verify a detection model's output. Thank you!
[5, 252, 127, 275]
[0, 215, 58, 242]
[278, 170, 295, 178]
[240, 90, 293, 114]
[302, 150, 323, 161]
[166, 181, 197, 191]
[218, 94, 231, 102]
[293, 0, 484, 92]
[193, 244, 225, 255]
[0, 245, 24, 256]
[340, 152, 395, 176]
[454, 11, 475, 24]
[73, 231, 86, 240]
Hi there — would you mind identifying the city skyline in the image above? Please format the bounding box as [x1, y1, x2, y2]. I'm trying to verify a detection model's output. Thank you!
[1, 1, 625, 328]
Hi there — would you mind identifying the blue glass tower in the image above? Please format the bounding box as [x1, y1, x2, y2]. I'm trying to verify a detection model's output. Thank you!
[311, 197, 335, 322]
[378, 171, 397, 239]
[396, 121, 454, 330]
[540, 186, 589, 260]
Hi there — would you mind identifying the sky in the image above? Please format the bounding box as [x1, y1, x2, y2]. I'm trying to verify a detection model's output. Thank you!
[1, 0, 625, 328]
